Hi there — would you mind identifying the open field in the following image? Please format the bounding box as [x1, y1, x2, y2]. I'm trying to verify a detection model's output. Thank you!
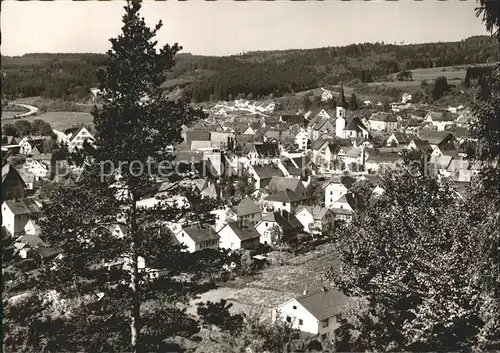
[186, 246, 345, 320]
[1, 111, 23, 119]
[6, 111, 94, 131]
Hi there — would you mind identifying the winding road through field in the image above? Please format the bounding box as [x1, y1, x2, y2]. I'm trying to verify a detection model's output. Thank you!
[1, 102, 39, 120]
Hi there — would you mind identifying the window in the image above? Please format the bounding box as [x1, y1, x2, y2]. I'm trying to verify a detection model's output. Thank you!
[340, 205, 343, 209]
[298, 319, 303, 326]
[230, 243, 234, 248]
[322, 319, 329, 328]
[293, 305, 297, 310]
[283, 203, 286, 206]
[265, 222, 268, 227]
[330, 191, 333, 195]
[286, 316, 291, 323]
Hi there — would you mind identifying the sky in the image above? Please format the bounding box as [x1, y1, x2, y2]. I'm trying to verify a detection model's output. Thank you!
[2, 0, 490, 57]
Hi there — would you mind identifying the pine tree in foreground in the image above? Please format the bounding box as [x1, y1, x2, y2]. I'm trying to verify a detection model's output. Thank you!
[3, 1, 232, 352]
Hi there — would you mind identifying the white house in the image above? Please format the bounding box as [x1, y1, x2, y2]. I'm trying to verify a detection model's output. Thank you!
[424, 112, 455, 131]
[264, 189, 307, 214]
[271, 288, 349, 341]
[230, 196, 262, 226]
[28, 160, 51, 180]
[295, 205, 335, 235]
[402, 93, 412, 104]
[324, 176, 355, 208]
[218, 222, 261, 251]
[368, 112, 398, 132]
[24, 219, 42, 236]
[175, 225, 219, 253]
[255, 211, 303, 245]
[64, 126, 95, 152]
[19, 137, 46, 155]
[293, 128, 309, 151]
[321, 90, 333, 102]
[2, 198, 42, 236]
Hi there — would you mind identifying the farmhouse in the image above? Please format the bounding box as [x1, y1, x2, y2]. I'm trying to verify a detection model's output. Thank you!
[218, 222, 261, 250]
[272, 287, 349, 341]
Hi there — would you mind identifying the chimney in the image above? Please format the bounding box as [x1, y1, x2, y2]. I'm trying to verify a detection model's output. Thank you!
[303, 289, 308, 295]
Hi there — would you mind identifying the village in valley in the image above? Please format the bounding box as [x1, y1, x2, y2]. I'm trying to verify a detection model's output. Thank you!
[1, 0, 498, 352]
[1, 77, 486, 337]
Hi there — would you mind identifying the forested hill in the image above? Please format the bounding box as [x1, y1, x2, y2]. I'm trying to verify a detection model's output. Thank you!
[2, 35, 497, 102]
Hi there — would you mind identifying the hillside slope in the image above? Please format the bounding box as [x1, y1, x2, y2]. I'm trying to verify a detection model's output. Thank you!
[1, 35, 497, 102]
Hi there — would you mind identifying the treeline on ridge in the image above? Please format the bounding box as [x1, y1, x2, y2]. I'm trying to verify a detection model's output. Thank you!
[1, 35, 497, 102]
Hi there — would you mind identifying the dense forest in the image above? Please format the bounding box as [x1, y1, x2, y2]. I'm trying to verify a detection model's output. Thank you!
[1, 35, 497, 102]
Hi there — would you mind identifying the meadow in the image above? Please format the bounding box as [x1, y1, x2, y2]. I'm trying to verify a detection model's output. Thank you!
[10, 111, 95, 131]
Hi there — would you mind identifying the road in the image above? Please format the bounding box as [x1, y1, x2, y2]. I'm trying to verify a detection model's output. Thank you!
[1, 102, 39, 120]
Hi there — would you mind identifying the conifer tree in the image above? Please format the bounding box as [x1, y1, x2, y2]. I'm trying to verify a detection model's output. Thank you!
[3, 1, 227, 352]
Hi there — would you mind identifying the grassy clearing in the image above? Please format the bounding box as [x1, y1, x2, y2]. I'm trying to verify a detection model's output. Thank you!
[186, 249, 343, 319]
[10, 112, 95, 131]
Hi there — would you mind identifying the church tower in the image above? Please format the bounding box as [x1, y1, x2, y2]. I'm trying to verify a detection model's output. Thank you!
[335, 84, 346, 138]
[336, 84, 346, 119]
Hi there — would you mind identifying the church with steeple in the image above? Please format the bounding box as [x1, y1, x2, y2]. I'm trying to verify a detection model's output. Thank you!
[335, 85, 347, 138]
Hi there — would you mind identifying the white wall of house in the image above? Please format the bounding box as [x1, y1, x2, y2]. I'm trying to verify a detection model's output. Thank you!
[268, 200, 292, 214]
[175, 230, 197, 253]
[272, 299, 319, 334]
[218, 225, 242, 250]
[272, 299, 339, 339]
[294, 129, 308, 151]
[256, 220, 279, 245]
[432, 121, 454, 131]
[324, 183, 349, 207]
[295, 209, 314, 233]
[2, 204, 29, 236]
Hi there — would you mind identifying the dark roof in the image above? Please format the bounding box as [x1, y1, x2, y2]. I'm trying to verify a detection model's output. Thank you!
[418, 131, 454, 145]
[344, 117, 367, 132]
[268, 177, 304, 194]
[253, 165, 284, 179]
[331, 207, 354, 215]
[170, 151, 204, 163]
[185, 130, 211, 144]
[235, 134, 262, 144]
[333, 193, 357, 209]
[265, 189, 306, 203]
[226, 222, 261, 241]
[389, 132, 410, 144]
[2, 163, 25, 185]
[262, 211, 303, 231]
[410, 138, 432, 151]
[292, 156, 318, 172]
[231, 196, 262, 217]
[366, 151, 402, 163]
[280, 114, 306, 126]
[325, 175, 356, 190]
[370, 112, 398, 122]
[4, 199, 41, 216]
[295, 288, 349, 321]
[426, 111, 454, 122]
[254, 143, 280, 158]
[404, 118, 422, 127]
[295, 205, 331, 220]
[183, 225, 219, 243]
[437, 142, 459, 158]
[355, 174, 382, 186]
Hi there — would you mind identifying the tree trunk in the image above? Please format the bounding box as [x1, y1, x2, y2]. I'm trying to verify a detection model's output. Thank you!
[130, 197, 140, 353]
